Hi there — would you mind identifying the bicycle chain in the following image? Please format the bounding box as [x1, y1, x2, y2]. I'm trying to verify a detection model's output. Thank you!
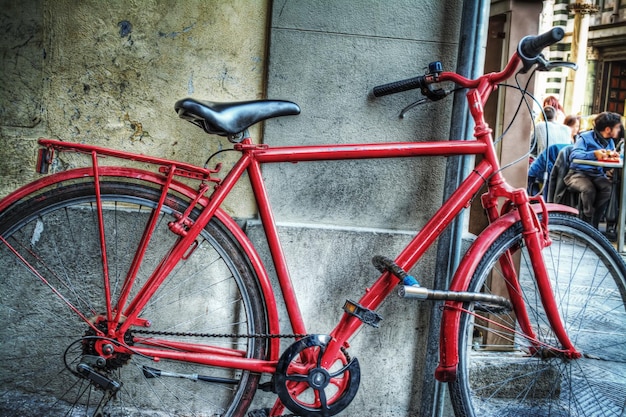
[134, 329, 310, 339]
[135, 329, 353, 363]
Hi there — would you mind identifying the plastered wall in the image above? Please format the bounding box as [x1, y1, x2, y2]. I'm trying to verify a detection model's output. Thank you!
[0, 0, 268, 216]
[1, 1, 462, 415]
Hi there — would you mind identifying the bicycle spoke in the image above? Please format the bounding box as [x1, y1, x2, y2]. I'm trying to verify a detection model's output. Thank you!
[451, 214, 626, 417]
[0, 180, 267, 416]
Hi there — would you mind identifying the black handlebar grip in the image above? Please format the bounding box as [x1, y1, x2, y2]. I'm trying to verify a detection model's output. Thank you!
[371, 76, 424, 98]
[518, 27, 564, 60]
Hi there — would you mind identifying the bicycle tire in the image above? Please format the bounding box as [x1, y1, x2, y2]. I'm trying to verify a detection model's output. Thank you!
[0, 178, 268, 417]
[450, 212, 626, 417]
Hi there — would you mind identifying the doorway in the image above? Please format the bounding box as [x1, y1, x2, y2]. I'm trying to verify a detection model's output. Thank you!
[602, 60, 626, 116]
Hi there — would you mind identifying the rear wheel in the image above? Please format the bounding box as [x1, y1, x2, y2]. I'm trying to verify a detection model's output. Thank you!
[0, 179, 268, 416]
[451, 213, 626, 416]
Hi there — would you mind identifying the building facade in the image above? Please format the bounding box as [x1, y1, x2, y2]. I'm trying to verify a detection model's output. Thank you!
[536, 0, 626, 120]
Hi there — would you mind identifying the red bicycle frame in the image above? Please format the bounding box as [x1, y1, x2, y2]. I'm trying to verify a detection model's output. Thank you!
[5, 50, 580, 388]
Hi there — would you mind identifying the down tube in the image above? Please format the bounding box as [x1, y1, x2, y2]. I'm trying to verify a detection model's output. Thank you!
[395, 159, 494, 271]
[329, 159, 494, 342]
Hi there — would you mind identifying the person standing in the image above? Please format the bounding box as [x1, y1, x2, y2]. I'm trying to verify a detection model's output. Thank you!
[564, 112, 623, 227]
[543, 95, 566, 123]
[532, 105, 572, 157]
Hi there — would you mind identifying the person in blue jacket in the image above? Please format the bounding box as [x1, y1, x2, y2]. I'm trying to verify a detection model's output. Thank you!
[528, 143, 569, 198]
[564, 112, 623, 227]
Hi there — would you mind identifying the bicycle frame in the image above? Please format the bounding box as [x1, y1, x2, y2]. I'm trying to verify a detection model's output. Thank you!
[2, 50, 581, 387]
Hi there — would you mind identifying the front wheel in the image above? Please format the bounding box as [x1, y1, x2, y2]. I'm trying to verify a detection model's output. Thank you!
[0, 179, 268, 416]
[451, 213, 626, 417]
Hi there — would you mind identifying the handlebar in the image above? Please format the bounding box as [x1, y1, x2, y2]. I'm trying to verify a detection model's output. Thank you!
[371, 27, 565, 100]
[371, 76, 425, 98]
[518, 27, 564, 62]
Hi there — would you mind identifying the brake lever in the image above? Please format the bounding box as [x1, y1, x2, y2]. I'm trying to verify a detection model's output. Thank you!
[399, 61, 451, 118]
[399, 98, 429, 118]
[535, 55, 578, 72]
[399, 88, 451, 118]
[543, 61, 577, 71]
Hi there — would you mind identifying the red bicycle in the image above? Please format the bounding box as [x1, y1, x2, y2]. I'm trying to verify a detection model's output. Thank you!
[1, 28, 625, 417]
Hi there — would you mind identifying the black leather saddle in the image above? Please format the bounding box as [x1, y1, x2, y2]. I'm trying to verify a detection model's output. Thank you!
[175, 98, 301, 137]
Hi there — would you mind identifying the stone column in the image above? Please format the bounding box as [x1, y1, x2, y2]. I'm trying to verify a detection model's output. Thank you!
[564, 1, 598, 115]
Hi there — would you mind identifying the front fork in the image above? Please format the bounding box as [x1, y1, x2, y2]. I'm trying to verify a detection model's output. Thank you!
[483, 188, 580, 358]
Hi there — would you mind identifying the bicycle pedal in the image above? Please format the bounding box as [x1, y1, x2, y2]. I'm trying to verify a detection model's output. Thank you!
[343, 299, 383, 327]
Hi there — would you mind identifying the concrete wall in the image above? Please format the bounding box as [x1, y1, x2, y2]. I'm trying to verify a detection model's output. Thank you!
[1, 1, 462, 415]
[0, 0, 268, 216]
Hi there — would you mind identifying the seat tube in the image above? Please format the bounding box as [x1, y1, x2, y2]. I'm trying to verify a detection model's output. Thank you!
[246, 156, 308, 336]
